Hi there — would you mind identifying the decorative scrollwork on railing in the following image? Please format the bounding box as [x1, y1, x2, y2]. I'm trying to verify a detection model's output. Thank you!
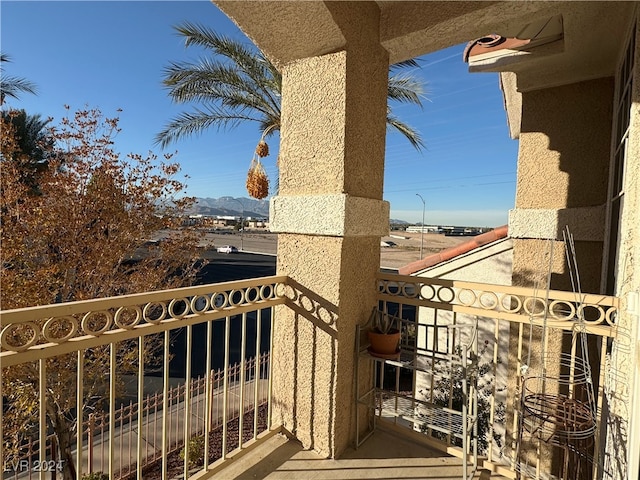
[0, 277, 286, 353]
[377, 275, 618, 336]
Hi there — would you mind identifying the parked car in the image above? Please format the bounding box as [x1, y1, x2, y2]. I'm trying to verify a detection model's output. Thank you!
[216, 245, 238, 254]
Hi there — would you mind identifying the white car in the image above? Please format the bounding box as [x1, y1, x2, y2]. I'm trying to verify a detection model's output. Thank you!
[216, 245, 238, 254]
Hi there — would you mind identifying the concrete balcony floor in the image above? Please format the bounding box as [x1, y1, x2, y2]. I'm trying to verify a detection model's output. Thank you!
[216, 427, 508, 480]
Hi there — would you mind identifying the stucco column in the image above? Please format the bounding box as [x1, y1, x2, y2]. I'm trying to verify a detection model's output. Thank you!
[508, 77, 614, 291]
[505, 77, 615, 473]
[268, 4, 389, 458]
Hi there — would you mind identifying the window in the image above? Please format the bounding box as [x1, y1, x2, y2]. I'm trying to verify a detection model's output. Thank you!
[604, 23, 635, 295]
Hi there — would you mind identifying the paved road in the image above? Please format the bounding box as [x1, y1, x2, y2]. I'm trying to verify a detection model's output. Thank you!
[197, 230, 466, 271]
[196, 251, 276, 285]
[200, 231, 277, 256]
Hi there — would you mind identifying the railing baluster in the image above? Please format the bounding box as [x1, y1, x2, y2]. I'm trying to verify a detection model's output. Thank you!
[487, 318, 499, 463]
[183, 324, 192, 480]
[108, 344, 116, 478]
[76, 349, 84, 477]
[101, 413, 105, 473]
[153, 393, 159, 463]
[118, 403, 123, 477]
[222, 316, 231, 459]
[148, 393, 153, 464]
[267, 306, 275, 430]
[87, 414, 93, 474]
[39, 358, 46, 480]
[239, 312, 247, 449]
[196, 375, 201, 438]
[146, 393, 151, 466]
[593, 337, 608, 478]
[203, 319, 212, 471]
[137, 336, 144, 480]
[254, 310, 262, 439]
[161, 330, 169, 479]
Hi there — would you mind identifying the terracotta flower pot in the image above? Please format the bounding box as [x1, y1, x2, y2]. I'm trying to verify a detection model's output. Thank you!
[367, 329, 400, 356]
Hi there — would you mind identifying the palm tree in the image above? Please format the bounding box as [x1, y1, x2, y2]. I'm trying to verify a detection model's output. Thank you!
[1, 110, 52, 193]
[0, 53, 37, 105]
[156, 22, 426, 150]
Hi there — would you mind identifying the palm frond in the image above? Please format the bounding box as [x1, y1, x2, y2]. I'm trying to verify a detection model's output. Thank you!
[1, 76, 37, 100]
[163, 59, 280, 121]
[388, 74, 427, 106]
[174, 23, 265, 77]
[0, 53, 37, 103]
[164, 61, 251, 101]
[158, 25, 425, 153]
[390, 58, 420, 71]
[386, 112, 426, 152]
[154, 106, 265, 148]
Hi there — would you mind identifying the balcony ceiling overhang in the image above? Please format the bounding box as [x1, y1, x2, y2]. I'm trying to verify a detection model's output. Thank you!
[215, 1, 561, 68]
[464, 2, 635, 92]
[214, 1, 632, 92]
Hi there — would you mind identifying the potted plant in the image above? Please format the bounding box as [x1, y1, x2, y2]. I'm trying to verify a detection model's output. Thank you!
[367, 307, 401, 358]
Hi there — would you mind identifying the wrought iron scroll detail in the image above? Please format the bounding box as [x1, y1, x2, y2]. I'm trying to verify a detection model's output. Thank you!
[1, 280, 285, 352]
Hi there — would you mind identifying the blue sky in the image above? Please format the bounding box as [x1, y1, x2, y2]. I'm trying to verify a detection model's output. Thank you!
[2, 1, 518, 227]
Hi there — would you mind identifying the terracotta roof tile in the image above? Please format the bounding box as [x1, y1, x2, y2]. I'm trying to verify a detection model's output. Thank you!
[398, 225, 509, 276]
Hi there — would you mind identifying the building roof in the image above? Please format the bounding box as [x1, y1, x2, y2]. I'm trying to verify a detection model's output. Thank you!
[398, 225, 509, 276]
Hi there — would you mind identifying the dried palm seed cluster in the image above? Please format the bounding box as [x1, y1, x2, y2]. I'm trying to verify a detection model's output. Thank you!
[246, 138, 270, 199]
[255, 140, 269, 158]
[246, 159, 269, 199]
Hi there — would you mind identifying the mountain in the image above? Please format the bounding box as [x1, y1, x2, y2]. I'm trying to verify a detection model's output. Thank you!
[188, 199, 411, 224]
[188, 196, 270, 218]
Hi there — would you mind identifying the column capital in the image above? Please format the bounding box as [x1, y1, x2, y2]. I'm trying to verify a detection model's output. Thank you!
[269, 194, 389, 237]
[508, 206, 605, 241]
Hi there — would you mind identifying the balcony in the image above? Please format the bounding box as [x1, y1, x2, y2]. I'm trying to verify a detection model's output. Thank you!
[0, 274, 619, 479]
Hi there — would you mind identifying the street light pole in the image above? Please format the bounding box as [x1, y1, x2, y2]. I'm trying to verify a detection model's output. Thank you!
[416, 193, 425, 259]
[231, 198, 244, 251]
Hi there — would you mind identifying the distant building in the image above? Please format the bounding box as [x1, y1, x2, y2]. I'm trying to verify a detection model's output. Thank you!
[405, 225, 439, 233]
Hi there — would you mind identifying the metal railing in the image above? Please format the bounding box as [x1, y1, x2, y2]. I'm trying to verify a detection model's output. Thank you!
[2, 353, 269, 479]
[1, 276, 287, 480]
[0, 272, 622, 480]
[376, 272, 619, 480]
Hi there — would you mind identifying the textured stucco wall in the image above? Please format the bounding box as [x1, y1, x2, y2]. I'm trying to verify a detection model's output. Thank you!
[269, 194, 389, 237]
[269, 1, 389, 459]
[273, 234, 381, 456]
[511, 78, 614, 291]
[508, 206, 606, 242]
[515, 78, 613, 210]
[500, 72, 521, 140]
[278, 9, 388, 199]
[511, 238, 603, 294]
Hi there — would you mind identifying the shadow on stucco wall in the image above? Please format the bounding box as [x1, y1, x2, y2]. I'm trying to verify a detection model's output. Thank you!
[283, 278, 339, 454]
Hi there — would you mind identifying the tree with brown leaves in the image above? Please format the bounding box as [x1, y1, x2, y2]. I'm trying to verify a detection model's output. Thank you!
[1, 106, 204, 479]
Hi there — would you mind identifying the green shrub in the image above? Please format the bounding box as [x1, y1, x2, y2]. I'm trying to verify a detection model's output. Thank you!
[179, 435, 205, 468]
[82, 473, 109, 480]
